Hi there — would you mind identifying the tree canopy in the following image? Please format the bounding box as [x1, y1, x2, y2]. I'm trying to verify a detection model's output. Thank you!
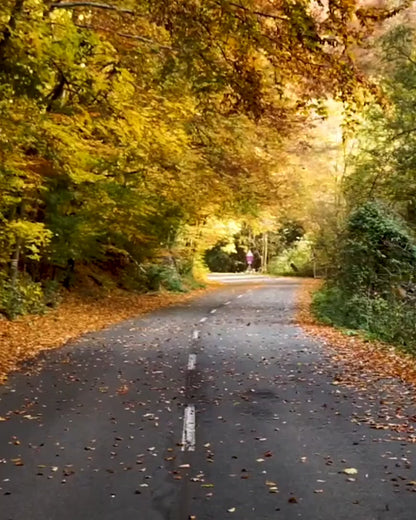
[0, 0, 412, 316]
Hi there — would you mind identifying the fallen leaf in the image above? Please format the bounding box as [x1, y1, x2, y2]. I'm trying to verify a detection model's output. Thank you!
[117, 384, 129, 395]
[343, 468, 358, 475]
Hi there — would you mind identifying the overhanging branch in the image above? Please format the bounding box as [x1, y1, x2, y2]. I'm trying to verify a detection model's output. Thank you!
[75, 23, 175, 51]
[218, 1, 288, 21]
[50, 2, 134, 15]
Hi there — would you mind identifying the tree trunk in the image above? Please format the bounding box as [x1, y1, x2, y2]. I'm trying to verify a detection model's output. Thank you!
[0, 0, 25, 62]
[10, 236, 21, 289]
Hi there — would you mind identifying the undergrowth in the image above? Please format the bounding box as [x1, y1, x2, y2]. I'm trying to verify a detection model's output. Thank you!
[312, 202, 416, 353]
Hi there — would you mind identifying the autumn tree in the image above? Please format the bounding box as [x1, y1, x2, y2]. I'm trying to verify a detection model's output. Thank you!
[0, 0, 411, 316]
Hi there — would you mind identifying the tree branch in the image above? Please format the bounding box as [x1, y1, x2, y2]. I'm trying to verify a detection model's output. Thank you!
[392, 127, 416, 139]
[74, 23, 174, 50]
[218, 0, 288, 21]
[50, 2, 134, 15]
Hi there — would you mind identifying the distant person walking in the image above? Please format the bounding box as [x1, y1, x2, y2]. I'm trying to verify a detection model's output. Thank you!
[246, 250, 254, 272]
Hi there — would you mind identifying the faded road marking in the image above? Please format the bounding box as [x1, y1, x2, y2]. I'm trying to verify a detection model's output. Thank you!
[187, 353, 197, 370]
[181, 405, 196, 452]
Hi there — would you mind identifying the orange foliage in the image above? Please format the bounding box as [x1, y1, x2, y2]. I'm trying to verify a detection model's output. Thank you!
[0, 287, 209, 383]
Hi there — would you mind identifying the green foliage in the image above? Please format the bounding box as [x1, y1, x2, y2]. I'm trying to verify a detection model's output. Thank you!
[268, 238, 313, 276]
[145, 265, 185, 292]
[0, 274, 62, 319]
[42, 279, 62, 308]
[313, 286, 416, 351]
[203, 221, 306, 273]
[0, 275, 46, 319]
[312, 24, 416, 352]
[204, 242, 247, 273]
[345, 26, 416, 226]
[278, 221, 305, 249]
[313, 202, 416, 350]
[337, 202, 416, 295]
[120, 263, 186, 293]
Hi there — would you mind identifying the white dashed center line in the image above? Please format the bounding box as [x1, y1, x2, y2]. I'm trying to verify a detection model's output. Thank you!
[187, 353, 197, 370]
[181, 405, 196, 452]
[237, 294, 244, 298]
[184, 299, 231, 452]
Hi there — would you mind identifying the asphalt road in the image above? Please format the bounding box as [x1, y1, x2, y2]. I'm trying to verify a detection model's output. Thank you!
[1, 276, 416, 519]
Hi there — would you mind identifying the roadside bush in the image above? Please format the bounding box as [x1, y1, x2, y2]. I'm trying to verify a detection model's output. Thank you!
[42, 279, 62, 308]
[313, 202, 416, 351]
[146, 264, 185, 292]
[268, 238, 313, 276]
[119, 263, 185, 292]
[122, 258, 206, 293]
[204, 242, 246, 272]
[313, 287, 416, 350]
[338, 201, 416, 295]
[0, 275, 46, 319]
[119, 264, 150, 293]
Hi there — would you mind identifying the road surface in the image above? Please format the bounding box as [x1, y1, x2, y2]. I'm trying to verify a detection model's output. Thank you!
[1, 275, 416, 519]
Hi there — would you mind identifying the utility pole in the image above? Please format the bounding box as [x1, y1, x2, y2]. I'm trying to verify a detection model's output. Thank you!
[262, 232, 268, 273]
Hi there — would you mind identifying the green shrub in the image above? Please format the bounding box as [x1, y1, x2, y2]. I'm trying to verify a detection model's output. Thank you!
[268, 238, 313, 276]
[119, 264, 150, 293]
[42, 279, 62, 308]
[204, 242, 246, 272]
[313, 284, 416, 352]
[0, 275, 47, 319]
[312, 202, 416, 351]
[338, 201, 416, 295]
[143, 264, 185, 292]
[120, 261, 204, 294]
[158, 265, 185, 292]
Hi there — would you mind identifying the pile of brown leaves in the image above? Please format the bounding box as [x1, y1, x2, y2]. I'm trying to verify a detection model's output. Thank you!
[296, 279, 416, 388]
[0, 287, 209, 384]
